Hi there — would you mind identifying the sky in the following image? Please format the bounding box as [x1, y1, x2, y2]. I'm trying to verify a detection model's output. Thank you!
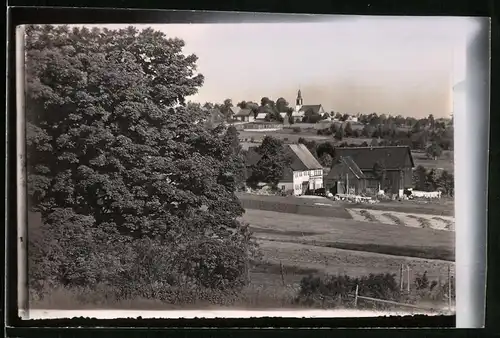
[84, 16, 479, 118]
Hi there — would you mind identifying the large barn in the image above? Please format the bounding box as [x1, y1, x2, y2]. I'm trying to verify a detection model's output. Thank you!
[329, 146, 415, 196]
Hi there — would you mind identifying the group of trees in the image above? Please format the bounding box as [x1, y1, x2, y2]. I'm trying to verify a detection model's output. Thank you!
[412, 166, 454, 196]
[27, 25, 258, 300]
[314, 113, 453, 153]
[203, 97, 294, 124]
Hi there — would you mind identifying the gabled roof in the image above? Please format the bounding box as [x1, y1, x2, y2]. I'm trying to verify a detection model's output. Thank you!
[229, 106, 241, 115]
[332, 146, 414, 170]
[326, 156, 366, 180]
[288, 144, 323, 170]
[245, 143, 322, 181]
[299, 104, 323, 114]
[233, 108, 253, 117]
[255, 113, 268, 119]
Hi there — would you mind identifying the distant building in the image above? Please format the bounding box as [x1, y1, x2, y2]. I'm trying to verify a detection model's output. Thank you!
[290, 89, 325, 122]
[233, 108, 255, 122]
[255, 112, 268, 120]
[330, 146, 415, 196]
[245, 143, 324, 196]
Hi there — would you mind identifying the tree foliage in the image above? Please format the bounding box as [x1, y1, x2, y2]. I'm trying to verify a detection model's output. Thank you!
[247, 136, 290, 188]
[26, 24, 258, 296]
[426, 142, 443, 160]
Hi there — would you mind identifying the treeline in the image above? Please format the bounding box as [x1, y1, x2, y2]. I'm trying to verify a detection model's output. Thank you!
[26, 25, 258, 303]
[314, 115, 453, 152]
[412, 166, 454, 196]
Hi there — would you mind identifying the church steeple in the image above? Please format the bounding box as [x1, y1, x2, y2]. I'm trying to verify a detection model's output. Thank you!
[296, 89, 303, 106]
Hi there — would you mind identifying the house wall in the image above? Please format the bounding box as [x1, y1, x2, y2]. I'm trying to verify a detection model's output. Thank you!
[278, 181, 294, 194]
[403, 167, 413, 188]
[292, 169, 323, 195]
[385, 170, 401, 194]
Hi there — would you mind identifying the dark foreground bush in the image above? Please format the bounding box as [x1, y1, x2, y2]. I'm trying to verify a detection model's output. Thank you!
[28, 209, 257, 302]
[296, 273, 401, 309]
[295, 272, 455, 310]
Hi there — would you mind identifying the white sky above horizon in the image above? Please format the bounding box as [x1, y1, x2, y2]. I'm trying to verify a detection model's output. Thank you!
[72, 16, 480, 118]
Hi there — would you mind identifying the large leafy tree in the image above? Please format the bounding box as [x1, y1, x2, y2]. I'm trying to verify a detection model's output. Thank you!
[247, 136, 290, 188]
[26, 25, 256, 293]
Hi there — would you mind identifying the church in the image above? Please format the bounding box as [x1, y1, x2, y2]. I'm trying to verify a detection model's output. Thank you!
[288, 89, 326, 123]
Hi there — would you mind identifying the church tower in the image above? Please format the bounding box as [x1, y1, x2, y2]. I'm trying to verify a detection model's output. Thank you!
[295, 89, 303, 111]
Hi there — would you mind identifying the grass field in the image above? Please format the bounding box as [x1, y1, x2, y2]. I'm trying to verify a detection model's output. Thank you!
[237, 193, 455, 293]
[412, 151, 454, 173]
[242, 209, 454, 261]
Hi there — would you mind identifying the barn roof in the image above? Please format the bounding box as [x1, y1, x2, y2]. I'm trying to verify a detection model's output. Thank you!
[326, 156, 365, 180]
[332, 146, 414, 170]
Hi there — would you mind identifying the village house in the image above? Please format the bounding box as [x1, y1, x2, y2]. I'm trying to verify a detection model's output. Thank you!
[245, 143, 324, 196]
[291, 89, 325, 123]
[233, 108, 255, 122]
[328, 146, 415, 196]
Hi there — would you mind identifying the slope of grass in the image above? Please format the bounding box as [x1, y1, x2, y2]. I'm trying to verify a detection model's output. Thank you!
[242, 209, 454, 261]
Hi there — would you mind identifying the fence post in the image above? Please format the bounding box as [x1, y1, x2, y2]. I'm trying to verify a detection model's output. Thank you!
[407, 265, 411, 293]
[280, 261, 285, 286]
[400, 264, 404, 291]
[354, 284, 359, 308]
[448, 264, 452, 311]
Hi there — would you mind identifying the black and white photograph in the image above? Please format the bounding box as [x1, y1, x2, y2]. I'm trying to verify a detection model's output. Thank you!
[20, 15, 482, 320]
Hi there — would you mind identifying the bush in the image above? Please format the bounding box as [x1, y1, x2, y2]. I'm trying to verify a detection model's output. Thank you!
[293, 127, 301, 133]
[296, 273, 401, 309]
[177, 238, 248, 291]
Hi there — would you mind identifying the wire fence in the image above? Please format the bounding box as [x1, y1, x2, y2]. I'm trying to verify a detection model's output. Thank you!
[351, 263, 456, 312]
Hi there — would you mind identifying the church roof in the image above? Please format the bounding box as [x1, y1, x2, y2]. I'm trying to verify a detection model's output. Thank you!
[299, 105, 323, 114]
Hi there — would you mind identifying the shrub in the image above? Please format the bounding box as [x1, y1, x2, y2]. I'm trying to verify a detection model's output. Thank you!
[296, 273, 401, 309]
[293, 127, 301, 133]
[176, 238, 248, 291]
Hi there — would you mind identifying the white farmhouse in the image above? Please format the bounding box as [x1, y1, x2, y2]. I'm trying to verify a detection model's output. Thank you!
[233, 108, 255, 122]
[246, 143, 324, 196]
